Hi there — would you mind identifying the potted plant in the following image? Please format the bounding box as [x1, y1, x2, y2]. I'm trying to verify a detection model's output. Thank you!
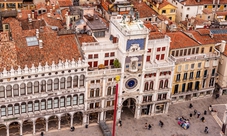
[113, 59, 121, 68]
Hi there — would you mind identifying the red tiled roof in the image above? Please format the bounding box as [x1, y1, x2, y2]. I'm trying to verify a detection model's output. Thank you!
[216, 11, 227, 16]
[132, 1, 158, 18]
[1, 17, 81, 71]
[37, 13, 63, 29]
[196, 29, 210, 35]
[77, 34, 97, 45]
[17, 9, 32, 20]
[158, 1, 176, 9]
[166, 32, 200, 49]
[202, 8, 213, 14]
[187, 30, 216, 45]
[180, 0, 227, 6]
[58, 0, 73, 7]
[101, 1, 110, 11]
[223, 43, 227, 56]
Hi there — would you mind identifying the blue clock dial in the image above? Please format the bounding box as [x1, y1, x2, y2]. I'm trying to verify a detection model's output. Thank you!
[125, 78, 138, 89]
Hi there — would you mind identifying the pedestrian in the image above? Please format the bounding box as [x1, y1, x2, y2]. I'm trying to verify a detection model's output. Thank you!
[190, 113, 192, 117]
[209, 105, 213, 113]
[148, 124, 151, 130]
[197, 112, 201, 118]
[215, 94, 220, 99]
[119, 120, 122, 127]
[189, 103, 193, 108]
[204, 110, 207, 115]
[194, 109, 197, 115]
[145, 123, 147, 129]
[201, 117, 205, 122]
[159, 120, 164, 128]
[204, 126, 208, 133]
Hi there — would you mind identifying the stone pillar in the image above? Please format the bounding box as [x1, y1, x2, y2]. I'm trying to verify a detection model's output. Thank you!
[58, 118, 61, 130]
[83, 114, 88, 126]
[100, 111, 104, 121]
[6, 126, 9, 136]
[70, 114, 73, 127]
[135, 105, 141, 119]
[20, 123, 22, 136]
[33, 121, 36, 135]
[165, 102, 170, 114]
[151, 104, 155, 115]
[46, 120, 48, 132]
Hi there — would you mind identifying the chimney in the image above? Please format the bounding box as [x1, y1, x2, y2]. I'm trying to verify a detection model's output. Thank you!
[220, 40, 226, 53]
[53, 5, 55, 10]
[50, 9, 52, 13]
[32, 12, 34, 19]
[47, 13, 51, 17]
[39, 40, 43, 48]
[18, 12, 22, 18]
[28, 14, 31, 19]
[36, 29, 39, 38]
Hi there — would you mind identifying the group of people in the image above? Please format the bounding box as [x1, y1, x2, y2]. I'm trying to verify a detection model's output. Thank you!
[177, 116, 190, 129]
[144, 121, 163, 130]
[189, 103, 210, 134]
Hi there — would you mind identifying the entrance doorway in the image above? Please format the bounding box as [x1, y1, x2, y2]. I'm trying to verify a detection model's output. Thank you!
[121, 98, 136, 119]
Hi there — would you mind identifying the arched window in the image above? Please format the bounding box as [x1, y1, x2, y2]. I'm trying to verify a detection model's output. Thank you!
[41, 80, 46, 92]
[67, 77, 72, 88]
[20, 83, 26, 95]
[6, 85, 12, 97]
[47, 99, 52, 109]
[164, 80, 168, 88]
[21, 102, 26, 113]
[14, 103, 20, 114]
[150, 81, 153, 90]
[80, 75, 85, 87]
[90, 89, 94, 97]
[41, 99, 46, 110]
[54, 97, 59, 108]
[107, 87, 111, 95]
[113, 86, 116, 94]
[73, 76, 78, 88]
[47, 79, 52, 91]
[60, 97, 65, 107]
[1, 105, 6, 116]
[0, 86, 5, 98]
[79, 94, 84, 104]
[60, 77, 65, 89]
[96, 88, 100, 97]
[54, 78, 59, 90]
[66, 95, 71, 106]
[28, 101, 33, 112]
[144, 82, 148, 91]
[27, 82, 32, 94]
[34, 100, 39, 111]
[159, 80, 163, 89]
[13, 84, 19, 97]
[8, 104, 13, 115]
[34, 81, 39, 93]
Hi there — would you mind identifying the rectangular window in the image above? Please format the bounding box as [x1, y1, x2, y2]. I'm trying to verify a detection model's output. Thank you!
[66, 97, 71, 106]
[185, 64, 188, 70]
[34, 102, 39, 111]
[177, 65, 181, 72]
[182, 83, 186, 92]
[171, 51, 175, 56]
[148, 49, 151, 52]
[54, 99, 59, 108]
[191, 64, 194, 69]
[196, 71, 201, 78]
[21, 104, 26, 113]
[188, 49, 191, 55]
[94, 54, 98, 58]
[157, 48, 161, 52]
[183, 73, 187, 80]
[184, 49, 187, 56]
[95, 102, 99, 108]
[8, 106, 13, 115]
[190, 72, 194, 79]
[41, 101, 46, 110]
[212, 68, 215, 76]
[156, 55, 160, 60]
[14, 105, 19, 114]
[176, 50, 179, 56]
[110, 52, 115, 57]
[162, 47, 166, 51]
[60, 97, 65, 107]
[198, 63, 201, 68]
[1, 107, 6, 116]
[107, 101, 111, 107]
[79, 95, 84, 104]
[192, 48, 195, 54]
[176, 74, 181, 81]
[105, 53, 109, 57]
[88, 54, 93, 59]
[180, 50, 183, 56]
[146, 56, 150, 61]
[161, 54, 165, 60]
[28, 103, 33, 112]
[47, 100, 52, 109]
[73, 96, 78, 105]
[196, 48, 199, 53]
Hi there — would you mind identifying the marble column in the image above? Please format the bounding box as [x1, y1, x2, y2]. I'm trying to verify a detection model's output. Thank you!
[20, 123, 23, 136]
[46, 120, 48, 132]
[33, 121, 36, 135]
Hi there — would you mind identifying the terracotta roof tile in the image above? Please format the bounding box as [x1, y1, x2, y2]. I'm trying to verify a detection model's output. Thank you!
[58, 0, 73, 7]
[101, 1, 110, 11]
[37, 13, 63, 29]
[166, 32, 200, 49]
[132, 1, 158, 18]
[77, 34, 97, 45]
[17, 9, 32, 20]
[202, 8, 213, 14]
[1, 17, 81, 71]
[158, 1, 176, 9]
[187, 30, 216, 45]
[216, 11, 227, 16]
[180, 0, 227, 6]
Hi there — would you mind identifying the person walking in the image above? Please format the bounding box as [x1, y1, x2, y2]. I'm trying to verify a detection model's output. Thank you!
[197, 112, 201, 118]
[159, 120, 164, 128]
[148, 124, 152, 130]
[204, 110, 207, 115]
[189, 103, 193, 108]
[201, 117, 205, 122]
[145, 123, 147, 129]
[190, 113, 192, 117]
[194, 109, 197, 115]
[119, 120, 122, 127]
[204, 126, 208, 133]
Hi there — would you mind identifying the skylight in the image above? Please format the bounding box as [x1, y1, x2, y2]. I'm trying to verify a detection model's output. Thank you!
[26, 36, 38, 46]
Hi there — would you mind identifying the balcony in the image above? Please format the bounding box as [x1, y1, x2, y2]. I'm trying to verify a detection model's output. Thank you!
[145, 57, 175, 69]
[87, 68, 121, 77]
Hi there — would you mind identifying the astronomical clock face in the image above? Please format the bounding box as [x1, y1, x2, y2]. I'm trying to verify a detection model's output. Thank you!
[125, 78, 138, 90]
